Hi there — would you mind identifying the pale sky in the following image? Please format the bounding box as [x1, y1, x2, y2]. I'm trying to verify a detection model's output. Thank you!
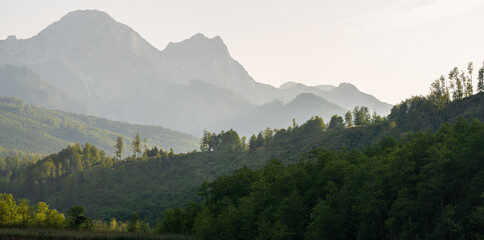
[1, 0, 484, 104]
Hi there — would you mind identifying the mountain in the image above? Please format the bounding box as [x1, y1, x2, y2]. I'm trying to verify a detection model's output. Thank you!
[0, 96, 198, 156]
[324, 83, 393, 115]
[159, 33, 280, 104]
[0, 10, 162, 108]
[0, 9, 391, 135]
[279, 81, 301, 89]
[314, 84, 336, 91]
[212, 93, 346, 136]
[0, 65, 91, 114]
[277, 81, 393, 115]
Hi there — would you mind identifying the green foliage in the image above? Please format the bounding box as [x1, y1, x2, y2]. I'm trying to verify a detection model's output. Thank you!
[353, 106, 371, 126]
[0, 193, 65, 228]
[131, 132, 142, 158]
[478, 61, 484, 93]
[67, 206, 90, 230]
[127, 212, 140, 232]
[249, 132, 265, 151]
[0, 96, 198, 156]
[160, 119, 484, 239]
[200, 129, 242, 152]
[328, 114, 344, 129]
[114, 136, 123, 160]
[345, 110, 353, 127]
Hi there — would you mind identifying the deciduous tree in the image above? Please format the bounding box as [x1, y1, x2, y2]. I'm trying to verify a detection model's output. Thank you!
[114, 135, 123, 159]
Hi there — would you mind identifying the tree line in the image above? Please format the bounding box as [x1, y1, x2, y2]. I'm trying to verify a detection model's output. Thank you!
[199, 108, 385, 153]
[0, 193, 151, 232]
[429, 61, 484, 108]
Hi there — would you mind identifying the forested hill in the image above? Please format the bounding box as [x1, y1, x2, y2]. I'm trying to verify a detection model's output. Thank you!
[0, 97, 198, 156]
[304, 92, 484, 151]
[157, 117, 484, 239]
[2, 90, 483, 225]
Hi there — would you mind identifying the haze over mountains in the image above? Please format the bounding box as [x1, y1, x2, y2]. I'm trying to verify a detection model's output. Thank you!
[0, 9, 392, 136]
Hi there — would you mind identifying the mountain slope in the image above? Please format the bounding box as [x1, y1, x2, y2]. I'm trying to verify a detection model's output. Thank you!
[124, 79, 255, 135]
[0, 9, 391, 135]
[0, 97, 198, 156]
[0, 65, 91, 114]
[325, 83, 393, 115]
[0, 10, 165, 116]
[159, 33, 279, 104]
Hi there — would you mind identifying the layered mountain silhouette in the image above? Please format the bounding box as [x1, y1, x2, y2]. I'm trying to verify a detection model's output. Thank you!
[0, 9, 392, 136]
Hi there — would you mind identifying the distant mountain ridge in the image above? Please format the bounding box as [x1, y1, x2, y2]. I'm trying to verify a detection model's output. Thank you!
[277, 82, 392, 114]
[0, 9, 392, 136]
[213, 93, 346, 137]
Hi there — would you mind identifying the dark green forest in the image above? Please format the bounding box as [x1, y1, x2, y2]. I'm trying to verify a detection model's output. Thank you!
[157, 118, 484, 239]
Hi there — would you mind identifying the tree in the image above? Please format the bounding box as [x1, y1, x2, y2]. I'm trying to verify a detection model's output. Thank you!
[67, 206, 87, 230]
[328, 115, 344, 129]
[0, 193, 17, 226]
[157, 208, 186, 234]
[114, 136, 123, 159]
[263, 127, 274, 144]
[131, 132, 141, 158]
[128, 212, 140, 232]
[360, 106, 371, 125]
[32, 202, 49, 227]
[455, 71, 464, 100]
[371, 111, 384, 124]
[168, 148, 175, 158]
[429, 75, 449, 108]
[241, 136, 247, 150]
[219, 129, 242, 152]
[448, 67, 459, 100]
[256, 132, 265, 148]
[17, 199, 31, 227]
[249, 132, 265, 151]
[478, 61, 484, 93]
[200, 130, 211, 152]
[353, 106, 370, 126]
[44, 208, 65, 228]
[466, 62, 474, 97]
[353, 106, 361, 126]
[109, 218, 118, 231]
[345, 111, 353, 127]
[249, 134, 258, 152]
[142, 138, 148, 160]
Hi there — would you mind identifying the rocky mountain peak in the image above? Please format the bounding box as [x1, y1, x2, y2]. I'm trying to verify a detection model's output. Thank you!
[337, 82, 358, 91]
[164, 33, 229, 56]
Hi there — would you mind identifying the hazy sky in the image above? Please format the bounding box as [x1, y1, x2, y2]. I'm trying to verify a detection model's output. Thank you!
[1, 0, 484, 104]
